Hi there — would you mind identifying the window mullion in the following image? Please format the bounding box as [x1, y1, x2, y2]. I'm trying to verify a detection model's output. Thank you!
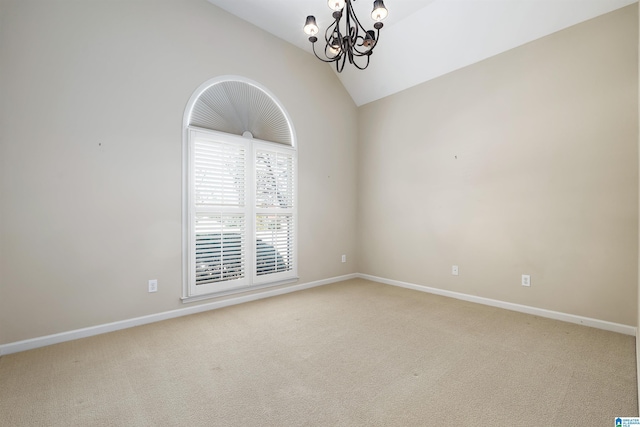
[246, 140, 255, 285]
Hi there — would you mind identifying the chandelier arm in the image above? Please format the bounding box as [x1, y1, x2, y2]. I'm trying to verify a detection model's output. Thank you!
[351, 52, 371, 70]
[324, 18, 339, 45]
[346, 6, 362, 55]
[351, 26, 380, 55]
[311, 41, 341, 63]
[336, 50, 348, 72]
[345, 0, 369, 41]
[344, 1, 356, 39]
[319, 18, 345, 63]
[337, 9, 350, 54]
[344, 0, 381, 58]
[351, 35, 370, 56]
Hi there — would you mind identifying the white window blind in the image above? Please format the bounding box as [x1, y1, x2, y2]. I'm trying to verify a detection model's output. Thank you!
[194, 141, 246, 207]
[194, 214, 246, 285]
[254, 147, 295, 284]
[255, 150, 294, 208]
[256, 214, 293, 276]
[187, 129, 297, 298]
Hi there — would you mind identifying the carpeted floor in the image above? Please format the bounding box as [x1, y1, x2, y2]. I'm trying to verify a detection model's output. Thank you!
[0, 278, 637, 426]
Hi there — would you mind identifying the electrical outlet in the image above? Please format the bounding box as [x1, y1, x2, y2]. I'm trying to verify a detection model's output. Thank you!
[452, 265, 459, 276]
[521, 274, 531, 287]
[148, 279, 158, 293]
[341, 254, 346, 263]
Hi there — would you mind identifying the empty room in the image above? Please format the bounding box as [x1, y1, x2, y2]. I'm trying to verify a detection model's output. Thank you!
[1, 0, 639, 425]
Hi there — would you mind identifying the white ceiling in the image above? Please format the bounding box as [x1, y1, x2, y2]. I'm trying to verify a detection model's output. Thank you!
[207, 0, 637, 106]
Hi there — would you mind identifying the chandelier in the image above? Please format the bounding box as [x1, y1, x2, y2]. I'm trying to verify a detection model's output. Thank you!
[303, 0, 388, 72]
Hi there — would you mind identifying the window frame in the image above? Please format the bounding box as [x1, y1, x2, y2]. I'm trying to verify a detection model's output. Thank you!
[183, 127, 298, 302]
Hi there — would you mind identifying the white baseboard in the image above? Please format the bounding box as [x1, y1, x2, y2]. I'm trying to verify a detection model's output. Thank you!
[1, 272, 634, 356]
[0, 273, 357, 356]
[358, 273, 637, 336]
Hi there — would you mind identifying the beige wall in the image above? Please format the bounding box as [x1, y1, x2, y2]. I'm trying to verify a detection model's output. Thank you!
[1, 0, 637, 346]
[0, 0, 359, 344]
[357, 5, 639, 326]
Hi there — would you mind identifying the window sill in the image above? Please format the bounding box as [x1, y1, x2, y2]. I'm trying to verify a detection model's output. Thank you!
[181, 277, 300, 304]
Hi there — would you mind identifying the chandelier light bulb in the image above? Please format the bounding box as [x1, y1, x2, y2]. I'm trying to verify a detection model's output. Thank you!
[328, 0, 346, 11]
[371, 0, 388, 22]
[328, 38, 341, 56]
[303, 15, 319, 36]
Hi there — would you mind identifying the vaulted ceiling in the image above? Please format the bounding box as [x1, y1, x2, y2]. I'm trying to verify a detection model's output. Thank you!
[207, 0, 637, 106]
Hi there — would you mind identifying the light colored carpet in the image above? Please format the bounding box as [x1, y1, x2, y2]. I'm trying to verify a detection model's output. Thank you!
[0, 278, 637, 426]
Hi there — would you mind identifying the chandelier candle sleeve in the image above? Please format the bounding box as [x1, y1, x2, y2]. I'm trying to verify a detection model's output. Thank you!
[372, 0, 388, 21]
[303, 0, 388, 72]
[304, 16, 319, 36]
[329, 0, 346, 11]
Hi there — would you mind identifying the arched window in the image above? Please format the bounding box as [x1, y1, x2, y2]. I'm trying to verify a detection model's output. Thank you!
[182, 76, 297, 301]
